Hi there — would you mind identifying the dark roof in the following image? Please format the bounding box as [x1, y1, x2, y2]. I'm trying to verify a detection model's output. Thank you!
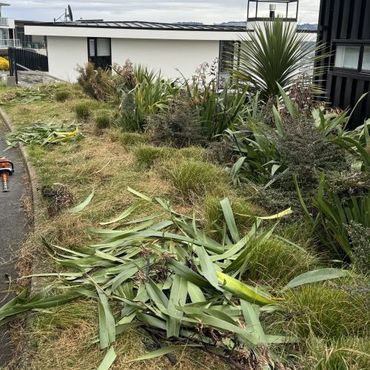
[29, 20, 247, 32]
[15, 20, 48, 26]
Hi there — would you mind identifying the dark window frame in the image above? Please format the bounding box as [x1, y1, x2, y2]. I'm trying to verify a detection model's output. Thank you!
[332, 40, 370, 76]
[87, 37, 112, 70]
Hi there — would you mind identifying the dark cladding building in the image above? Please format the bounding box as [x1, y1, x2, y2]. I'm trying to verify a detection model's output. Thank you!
[317, 0, 370, 126]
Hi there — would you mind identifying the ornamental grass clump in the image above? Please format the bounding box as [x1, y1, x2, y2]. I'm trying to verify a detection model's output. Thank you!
[243, 237, 319, 286]
[204, 195, 264, 237]
[55, 89, 71, 102]
[75, 101, 92, 121]
[302, 336, 370, 370]
[95, 110, 112, 130]
[163, 159, 228, 198]
[284, 279, 370, 339]
[134, 145, 176, 168]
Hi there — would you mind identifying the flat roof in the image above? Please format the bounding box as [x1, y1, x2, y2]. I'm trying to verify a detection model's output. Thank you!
[25, 21, 251, 41]
[27, 20, 247, 32]
[25, 19, 316, 41]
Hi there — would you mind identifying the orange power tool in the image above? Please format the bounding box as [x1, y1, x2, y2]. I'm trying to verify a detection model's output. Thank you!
[0, 157, 14, 192]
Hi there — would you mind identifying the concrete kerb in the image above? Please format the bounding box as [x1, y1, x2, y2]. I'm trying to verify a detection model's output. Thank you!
[0, 107, 41, 367]
[0, 107, 40, 230]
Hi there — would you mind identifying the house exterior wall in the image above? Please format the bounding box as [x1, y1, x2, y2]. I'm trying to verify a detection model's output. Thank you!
[317, 0, 370, 127]
[111, 39, 220, 79]
[46, 36, 221, 82]
[47, 36, 87, 81]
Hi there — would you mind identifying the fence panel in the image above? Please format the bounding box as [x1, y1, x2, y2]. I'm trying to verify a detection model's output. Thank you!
[8, 47, 48, 74]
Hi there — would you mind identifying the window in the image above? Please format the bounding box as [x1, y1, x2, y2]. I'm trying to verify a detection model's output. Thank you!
[335, 45, 360, 69]
[362, 46, 370, 71]
[96, 38, 111, 57]
[88, 38, 96, 57]
[87, 38, 112, 70]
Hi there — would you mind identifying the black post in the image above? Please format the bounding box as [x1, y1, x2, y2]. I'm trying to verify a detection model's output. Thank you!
[14, 61, 18, 85]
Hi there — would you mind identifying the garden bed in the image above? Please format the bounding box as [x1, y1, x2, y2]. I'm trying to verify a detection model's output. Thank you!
[0, 52, 369, 370]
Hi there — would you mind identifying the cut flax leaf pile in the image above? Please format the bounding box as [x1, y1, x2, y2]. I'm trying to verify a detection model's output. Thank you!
[6, 122, 82, 148]
[0, 189, 347, 369]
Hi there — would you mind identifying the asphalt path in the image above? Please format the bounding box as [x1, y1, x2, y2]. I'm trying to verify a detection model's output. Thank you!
[0, 121, 30, 367]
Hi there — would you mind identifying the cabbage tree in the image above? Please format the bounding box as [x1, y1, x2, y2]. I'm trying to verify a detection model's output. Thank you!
[233, 19, 323, 99]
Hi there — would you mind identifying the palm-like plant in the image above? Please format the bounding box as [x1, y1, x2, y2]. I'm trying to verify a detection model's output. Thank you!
[234, 19, 322, 99]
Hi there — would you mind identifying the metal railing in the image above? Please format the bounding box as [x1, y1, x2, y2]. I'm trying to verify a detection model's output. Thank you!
[0, 39, 21, 48]
[9, 47, 49, 84]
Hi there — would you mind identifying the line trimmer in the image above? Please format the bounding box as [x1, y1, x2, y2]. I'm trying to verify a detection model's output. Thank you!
[0, 157, 14, 192]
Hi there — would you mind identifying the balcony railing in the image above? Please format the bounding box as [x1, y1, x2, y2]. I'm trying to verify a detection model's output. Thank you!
[0, 17, 9, 27]
[0, 39, 21, 48]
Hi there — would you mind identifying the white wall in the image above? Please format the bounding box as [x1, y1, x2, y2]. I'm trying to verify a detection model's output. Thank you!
[47, 36, 87, 81]
[112, 39, 220, 80]
[46, 36, 220, 82]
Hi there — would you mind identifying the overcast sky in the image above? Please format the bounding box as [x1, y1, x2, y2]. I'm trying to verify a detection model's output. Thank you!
[4, 1, 321, 24]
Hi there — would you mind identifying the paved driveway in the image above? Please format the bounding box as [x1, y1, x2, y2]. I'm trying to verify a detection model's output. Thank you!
[0, 121, 30, 366]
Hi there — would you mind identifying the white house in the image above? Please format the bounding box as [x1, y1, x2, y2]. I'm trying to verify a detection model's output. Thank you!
[25, 21, 250, 82]
[0, 2, 18, 50]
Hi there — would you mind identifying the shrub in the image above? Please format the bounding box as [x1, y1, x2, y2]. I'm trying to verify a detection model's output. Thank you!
[225, 122, 280, 185]
[112, 59, 137, 91]
[55, 89, 70, 102]
[276, 119, 347, 191]
[298, 176, 370, 263]
[206, 139, 235, 165]
[242, 237, 319, 285]
[252, 186, 303, 220]
[185, 63, 255, 139]
[75, 101, 91, 121]
[347, 222, 370, 274]
[163, 159, 228, 198]
[0, 56, 9, 71]
[134, 145, 175, 168]
[77, 63, 115, 101]
[284, 280, 370, 339]
[95, 110, 112, 130]
[118, 65, 179, 131]
[145, 98, 206, 148]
